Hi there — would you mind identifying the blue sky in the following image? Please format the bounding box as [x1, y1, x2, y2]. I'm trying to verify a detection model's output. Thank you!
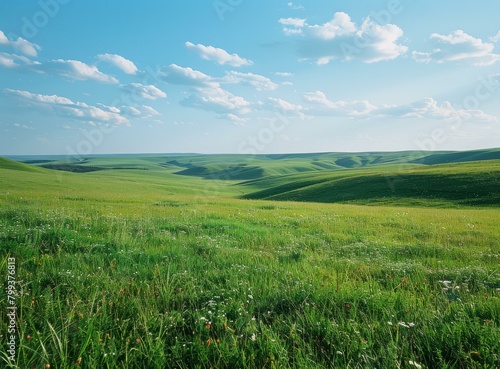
[0, 0, 499, 155]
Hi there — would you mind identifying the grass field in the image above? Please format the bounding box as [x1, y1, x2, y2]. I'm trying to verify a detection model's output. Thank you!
[1, 151, 499, 368]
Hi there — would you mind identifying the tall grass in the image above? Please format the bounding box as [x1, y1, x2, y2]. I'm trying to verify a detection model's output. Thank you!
[1, 194, 499, 368]
[0, 162, 499, 368]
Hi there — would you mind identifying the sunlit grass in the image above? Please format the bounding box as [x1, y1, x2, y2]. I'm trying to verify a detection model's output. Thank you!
[0, 158, 499, 368]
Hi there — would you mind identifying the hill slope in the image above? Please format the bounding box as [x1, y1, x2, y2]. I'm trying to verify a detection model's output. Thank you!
[241, 160, 500, 207]
[0, 157, 47, 173]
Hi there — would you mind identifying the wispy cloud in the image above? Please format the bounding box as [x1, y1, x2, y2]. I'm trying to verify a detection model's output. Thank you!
[0, 52, 35, 68]
[13, 123, 35, 130]
[280, 12, 408, 64]
[217, 113, 248, 124]
[303, 91, 497, 122]
[304, 91, 376, 116]
[121, 104, 160, 118]
[413, 30, 500, 66]
[287, 2, 305, 10]
[378, 97, 498, 122]
[180, 86, 251, 116]
[265, 97, 306, 119]
[185, 41, 253, 67]
[220, 71, 278, 91]
[33, 59, 119, 83]
[4, 89, 128, 125]
[120, 83, 167, 100]
[97, 53, 138, 74]
[0, 30, 41, 57]
[490, 31, 500, 43]
[159, 64, 218, 88]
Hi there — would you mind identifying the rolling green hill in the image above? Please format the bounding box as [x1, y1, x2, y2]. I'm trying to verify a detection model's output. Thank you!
[2, 148, 500, 208]
[1, 150, 500, 368]
[241, 160, 500, 207]
[0, 157, 47, 173]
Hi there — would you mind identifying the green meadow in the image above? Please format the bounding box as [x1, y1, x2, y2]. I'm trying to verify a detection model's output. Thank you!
[1, 150, 499, 368]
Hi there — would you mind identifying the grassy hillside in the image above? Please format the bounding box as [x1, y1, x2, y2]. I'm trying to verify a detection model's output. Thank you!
[411, 148, 500, 165]
[242, 160, 500, 208]
[1, 152, 499, 368]
[11, 148, 500, 180]
[0, 157, 47, 173]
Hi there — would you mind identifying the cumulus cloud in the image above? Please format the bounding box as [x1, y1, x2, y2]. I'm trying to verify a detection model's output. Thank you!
[275, 72, 294, 77]
[161, 65, 277, 91]
[0, 31, 7, 44]
[302, 91, 497, 123]
[379, 97, 497, 122]
[220, 71, 278, 90]
[280, 12, 408, 64]
[413, 30, 500, 66]
[159, 64, 218, 88]
[180, 86, 251, 115]
[4, 89, 128, 124]
[266, 97, 307, 119]
[97, 53, 138, 74]
[159, 64, 253, 119]
[121, 105, 160, 118]
[0, 30, 41, 57]
[120, 83, 167, 100]
[185, 41, 253, 67]
[120, 106, 142, 116]
[304, 91, 376, 116]
[33, 59, 119, 83]
[279, 18, 306, 35]
[0, 52, 35, 68]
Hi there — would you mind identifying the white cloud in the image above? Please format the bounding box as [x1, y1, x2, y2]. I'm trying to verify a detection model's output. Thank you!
[97, 53, 138, 75]
[121, 106, 142, 116]
[14, 123, 34, 130]
[379, 97, 498, 122]
[120, 83, 167, 100]
[490, 31, 500, 43]
[217, 113, 247, 124]
[4, 89, 128, 124]
[303, 91, 497, 123]
[159, 64, 252, 118]
[279, 18, 306, 27]
[0, 53, 21, 68]
[159, 64, 218, 88]
[220, 71, 278, 90]
[280, 12, 407, 64]
[266, 97, 306, 119]
[121, 105, 160, 119]
[413, 30, 500, 66]
[304, 91, 376, 116]
[0, 31, 7, 44]
[275, 72, 294, 77]
[279, 18, 307, 36]
[140, 105, 161, 117]
[185, 41, 253, 67]
[0, 30, 41, 57]
[180, 86, 251, 115]
[287, 2, 304, 10]
[33, 59, 119, 83]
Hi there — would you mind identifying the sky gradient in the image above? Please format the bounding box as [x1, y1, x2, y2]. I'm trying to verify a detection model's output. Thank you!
[0, 0, 499, 155]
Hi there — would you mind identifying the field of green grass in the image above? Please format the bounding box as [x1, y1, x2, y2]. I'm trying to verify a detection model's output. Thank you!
[1, 151, 499, 368]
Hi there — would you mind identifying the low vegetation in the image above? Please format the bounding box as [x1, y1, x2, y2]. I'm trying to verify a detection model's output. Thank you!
[0, 151, 499, 368]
